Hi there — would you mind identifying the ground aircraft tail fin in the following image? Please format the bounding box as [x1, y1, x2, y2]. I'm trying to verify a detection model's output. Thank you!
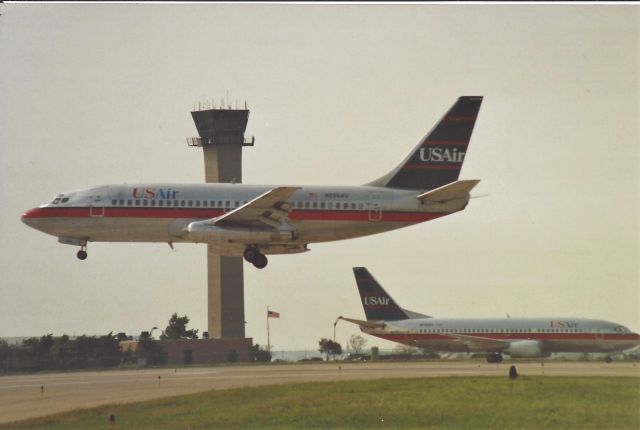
[353, 267, 411, 321]
[368, 96, 483, 191]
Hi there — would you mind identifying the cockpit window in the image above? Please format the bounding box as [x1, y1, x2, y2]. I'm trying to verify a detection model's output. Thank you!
[61, 197, 70, 204]
[51, 198, 61, 205]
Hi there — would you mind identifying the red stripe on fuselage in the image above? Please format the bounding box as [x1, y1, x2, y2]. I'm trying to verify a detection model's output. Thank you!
[22, 207, 445, 223]
[376, 333, 640, 342]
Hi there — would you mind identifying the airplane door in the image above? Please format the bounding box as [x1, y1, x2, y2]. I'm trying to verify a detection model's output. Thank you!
[90, 195, 105, 217]
[368, 192, 382, 222]
[594, 330, 604, 344]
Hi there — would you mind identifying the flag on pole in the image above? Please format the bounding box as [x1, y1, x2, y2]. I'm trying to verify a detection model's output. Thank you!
[267, 310, 280, 318]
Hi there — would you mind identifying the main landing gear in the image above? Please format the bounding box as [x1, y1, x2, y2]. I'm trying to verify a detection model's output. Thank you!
[486, 352, 503, 363]
[243, 246, 268, 269]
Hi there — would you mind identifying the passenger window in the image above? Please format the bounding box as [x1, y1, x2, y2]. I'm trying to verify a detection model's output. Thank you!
[305, 202, 310, 209]
[159, 200, 164, 207]
[195, 200, 201, 207]
[143, 200, 148, 206]
[320, 202, 325, 209]
[119, 199, 124, 205]
[180, 200, 186, 206]
[112, 200, 117, 205]
[235, 201, 239, 207]
[127, 200, 132, 205]
[351, 203, 356, 209]
[225, 201, 230, 207]
[188, 200, 193, 207]
[135, 200, 141, 206]
[312, 202, 318, 209]
[328, 202, 333, 209]
[150, 200, 156, 206]
[358, 203, 363, 210]
[202, 201, 207, 207]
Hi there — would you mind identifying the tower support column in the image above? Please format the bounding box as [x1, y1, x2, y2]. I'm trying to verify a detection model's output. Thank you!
[188, 106, 254, 339]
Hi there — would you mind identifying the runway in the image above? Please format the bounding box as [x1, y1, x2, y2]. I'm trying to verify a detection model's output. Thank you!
[1, 360, 638, 424]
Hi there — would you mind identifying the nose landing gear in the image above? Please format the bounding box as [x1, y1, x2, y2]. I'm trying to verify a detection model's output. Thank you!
[76, 245, 88, 260]
[243, 246, 268, 269]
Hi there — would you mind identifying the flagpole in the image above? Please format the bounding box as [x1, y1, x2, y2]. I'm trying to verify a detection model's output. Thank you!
[267, 306, 271, 354]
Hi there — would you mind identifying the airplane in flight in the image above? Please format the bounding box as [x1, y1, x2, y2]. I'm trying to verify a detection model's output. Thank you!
[22, 97, 483, 269]
[339, 267, 640, 363]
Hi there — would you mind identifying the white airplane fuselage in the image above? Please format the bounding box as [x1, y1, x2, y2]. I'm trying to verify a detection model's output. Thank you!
[362, 317, 640, 357]
[21, 183, 462, 256]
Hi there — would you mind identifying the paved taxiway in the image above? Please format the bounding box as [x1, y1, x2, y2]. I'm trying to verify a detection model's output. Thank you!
[1, 361, 638, 424]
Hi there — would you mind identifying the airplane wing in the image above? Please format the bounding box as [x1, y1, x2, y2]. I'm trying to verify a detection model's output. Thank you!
[212, 186, 300, 229]
[447, 333, 509, 352]
[338, 316, 387, 330]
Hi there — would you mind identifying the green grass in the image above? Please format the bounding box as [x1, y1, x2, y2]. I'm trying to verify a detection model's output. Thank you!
[3, 377, 639, 429]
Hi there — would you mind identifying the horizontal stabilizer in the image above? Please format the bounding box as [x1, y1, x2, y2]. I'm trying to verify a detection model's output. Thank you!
[402, 308, 431, 319]
[338, 316, 386, 329]
[416, 180, 480, 203]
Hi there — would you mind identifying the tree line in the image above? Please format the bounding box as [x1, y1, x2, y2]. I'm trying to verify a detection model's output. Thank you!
[0, 332, 167, 373]
[0, 313, 271, 373]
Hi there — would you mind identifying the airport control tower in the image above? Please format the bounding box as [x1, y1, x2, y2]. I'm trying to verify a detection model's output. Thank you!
[187, 102, 254, 339]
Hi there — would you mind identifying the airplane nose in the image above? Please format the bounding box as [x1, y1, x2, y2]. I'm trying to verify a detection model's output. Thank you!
[21, 208, 41, 228]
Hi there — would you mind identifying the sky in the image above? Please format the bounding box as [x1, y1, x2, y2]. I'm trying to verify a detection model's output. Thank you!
[1, 4, 638, 351]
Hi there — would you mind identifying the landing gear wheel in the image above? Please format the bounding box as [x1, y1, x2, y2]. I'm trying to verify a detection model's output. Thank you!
[77, 250, 88, 260]
[487, 353, 503, 363]
[252, 253, 268, 269]
[243, 247, 258, 263]
[604, 356, 613, 363]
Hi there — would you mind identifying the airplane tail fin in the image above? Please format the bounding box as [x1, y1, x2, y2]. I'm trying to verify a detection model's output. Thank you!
[353, 267, 411, 321]
[368, 96, 483, 191]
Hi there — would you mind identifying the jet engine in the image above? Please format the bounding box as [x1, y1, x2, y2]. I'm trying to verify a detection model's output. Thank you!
[505, 340, 546, 358]
[187, 222, 295, 245]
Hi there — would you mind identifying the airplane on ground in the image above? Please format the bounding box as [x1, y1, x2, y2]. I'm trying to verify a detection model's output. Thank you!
[339, 268, 640, 363]
[22, 97, 483, 269]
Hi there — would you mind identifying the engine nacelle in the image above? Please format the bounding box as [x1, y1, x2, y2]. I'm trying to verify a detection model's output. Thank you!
[505, 340, 545, 358]
[187, 222, 295, 245]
